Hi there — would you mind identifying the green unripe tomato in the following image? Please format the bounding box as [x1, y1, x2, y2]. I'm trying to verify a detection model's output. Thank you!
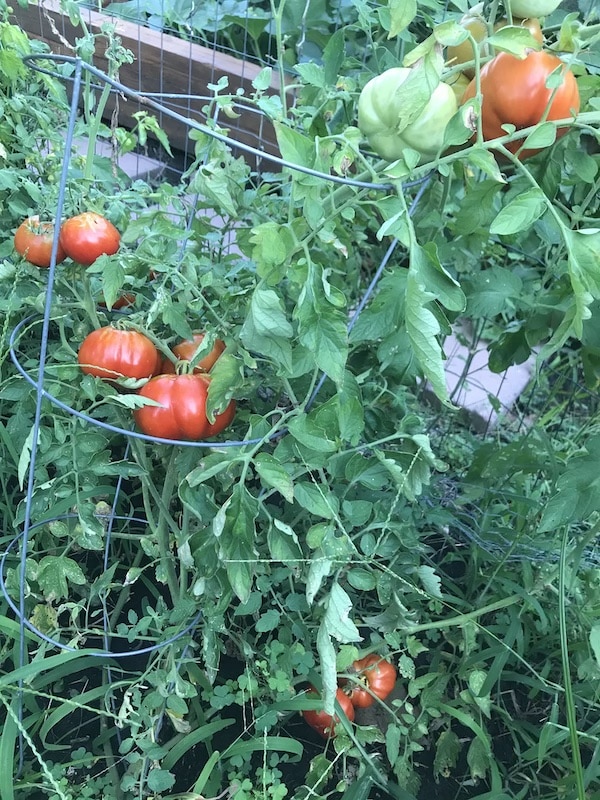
[507, 0, 561, 17]
[357, 68, 458, 163]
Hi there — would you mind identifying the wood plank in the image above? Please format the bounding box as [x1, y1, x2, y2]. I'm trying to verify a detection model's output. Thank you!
[13, 0, 281, 165]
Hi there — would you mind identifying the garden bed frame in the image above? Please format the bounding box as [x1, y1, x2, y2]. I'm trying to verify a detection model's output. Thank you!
[14, 0, 281, 161]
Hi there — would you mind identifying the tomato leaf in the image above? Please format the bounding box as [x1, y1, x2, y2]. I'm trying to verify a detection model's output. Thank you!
[566, 228, 600, 338]
[522, 121, 558, 151]
[240, 285, 294, 374]
[214, 485, 259, 603]
[36, 555, 87, 602]
[255, 453, 294, 503]
[434, 730, 462, 779]
[489, 188, 547, 236]
[294, 261, 348, 385]
[405, 243, 465, 406]
[385, 0, 417, 39]
[487, 25, 543, 56]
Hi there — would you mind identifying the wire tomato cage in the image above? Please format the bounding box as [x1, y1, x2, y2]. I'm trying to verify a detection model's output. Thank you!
[6, 52, 432, 666]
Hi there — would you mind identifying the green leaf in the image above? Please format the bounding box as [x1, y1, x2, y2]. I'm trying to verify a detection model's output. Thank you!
[487, 25, 543, 55]
[252, 66, 273, 92]
[522, 121, 558, 151]
[405, 242, 465, 406]
[267, 520, 303, 563]
[323, 582, 362, 644]
[274, 122, 315, 168]
[538, 435, 600, 530]
[467, 736, 491, 780]
[386, 0, 417, 38]
[249, 221, 295, 283]
[287, 414, 338, 453]
[255, 453, 294, 502]
[256, 609, 281, 633]
[465, 266, 523, 318]
[146, 769, 176, 792]
[337, 371, 364, 445]
[566, 228, 600, 338]
[214, 486, 259, 603]
[434, 729, 461, 778]
[295, 481, 339, 520]
[489, 188, 547, 236]
[417, 565, 442, 599]
[36, 556, 87, 602]
[590, 624, 600, 667]
[295, 62, 326, 88]
[294, 261, 348, 385]
[323, 28, 345, 86]
[240, 286, 294, 373]
[452, 179, 503, 235]
[466, 147, 506, 183]
[316, 620, 337, 715]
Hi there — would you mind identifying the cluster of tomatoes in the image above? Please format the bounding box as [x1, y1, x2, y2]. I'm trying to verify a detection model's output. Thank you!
[302, 655, 397, 739]
[78, 328, 236, 441]
[357, 0, 580, 163]
[14, 211, 120, 268]
[14, 211, 236, 442]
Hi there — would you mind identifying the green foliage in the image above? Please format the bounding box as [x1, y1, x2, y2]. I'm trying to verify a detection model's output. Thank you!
[0, 0, 599, 799]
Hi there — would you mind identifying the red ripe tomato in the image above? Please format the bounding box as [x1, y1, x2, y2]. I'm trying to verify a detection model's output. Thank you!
[461, 50, 580, 158]
[134, 374, 236, 441]
[98, 292, 136, 310]
[14, 216, 66, 268]
[347, 655, 397, 709]
[60, 212, 120, 265]
[78, 327, 161, 381]
[161, 333, 226, 374]
[302, 687, 355, 738]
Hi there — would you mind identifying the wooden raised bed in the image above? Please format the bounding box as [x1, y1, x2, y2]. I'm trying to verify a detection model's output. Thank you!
[13, 0, 281, 163]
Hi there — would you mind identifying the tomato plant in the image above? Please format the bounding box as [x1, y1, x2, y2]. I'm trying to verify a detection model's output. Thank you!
[302, 687, 355, 738]
[134, 373, 236, 440]
[461, 50, 580, 158]
[508, 0, 562, 17]
[60, 212, 121, 265]
[98, 292, 136, 310]
[161, 333, 226, 373]
[14, 216, 66, 268]
[78, 327, 161, 381]
[357, 68, 458, 163]
[446, 13, 543, 78]
[346, 655, 397, 709]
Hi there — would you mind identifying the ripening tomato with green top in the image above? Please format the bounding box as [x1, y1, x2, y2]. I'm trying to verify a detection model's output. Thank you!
[461, 49, 579, 158]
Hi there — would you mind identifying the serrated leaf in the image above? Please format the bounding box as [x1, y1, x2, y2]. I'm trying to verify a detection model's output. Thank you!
[489, 188, 546, 236]
[417, 565, 442, 599]
[214, 486, 258, 602]
[240, 286, 293, 373]
[294, 261, 348, 385]
[323, 582, 362, 644]
[256, 609, 281, 632]
[274, 122, 315, 168]
[522, 121, 558, 151]
[566, 228, 600, 338]
[267, 520, 303, 562]
[465, 266, 523, 318]
[466, 147, 506, 183]
[36, 556, 87, 602]
[287, 414, 337, 452]
[316, 620, 338, 715]
[487, 25, 543, 55]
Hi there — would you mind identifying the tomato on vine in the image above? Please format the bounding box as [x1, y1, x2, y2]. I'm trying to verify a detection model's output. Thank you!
[134, 373, 236, 441]
[78, 327, 161, 381]
[60, 212, 120, 266]
[161, 333, 226, 374]
[346, 655, 397, 709]
[461, 50, 580, 158]
[507, 0, 562, 17]
[357, 68, 458, 163]
[302, 687, 355, 738]
[14, 216, 66, 268]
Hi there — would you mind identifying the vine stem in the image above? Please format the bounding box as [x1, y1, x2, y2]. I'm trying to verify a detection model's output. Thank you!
[558, 527, 586, 800]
